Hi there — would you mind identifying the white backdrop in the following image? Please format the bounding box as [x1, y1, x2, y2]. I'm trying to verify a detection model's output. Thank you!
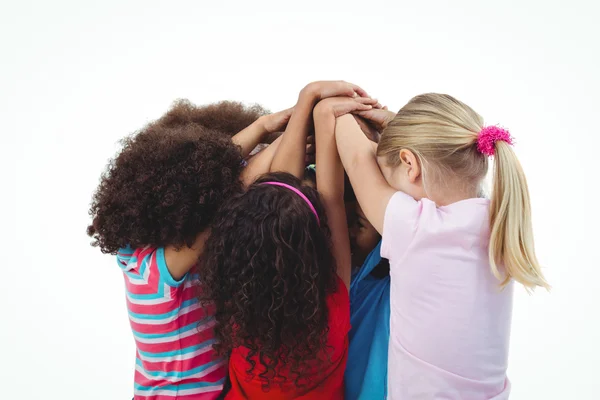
[1, 1, 599, 399]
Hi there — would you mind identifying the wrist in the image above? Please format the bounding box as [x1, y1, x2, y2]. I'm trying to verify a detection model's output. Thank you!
[382, 110, 396, 129]
[300, 83, 320, 104]
[256, 115, 271, 135]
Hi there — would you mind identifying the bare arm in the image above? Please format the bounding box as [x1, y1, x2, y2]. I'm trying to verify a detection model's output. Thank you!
[270, 90, 315, 178]
[314, 102, 352, 290]
[163, 230, 210, 280]
[231, 108, 292, 158]
[335, 114, 396, 234]
[240, 130, 317, 187]
[270, 81, 370, 178]
[240, 135, 283, 186]
[231, 117, 270, 158]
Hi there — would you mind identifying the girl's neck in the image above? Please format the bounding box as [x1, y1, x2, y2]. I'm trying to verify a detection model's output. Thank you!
[429, 187, 481, 207]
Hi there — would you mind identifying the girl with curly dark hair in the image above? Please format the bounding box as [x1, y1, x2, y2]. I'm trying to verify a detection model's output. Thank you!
[154, 98, 293, 159]
[87, 101, 292, 399]
[197, 81, 379, 399]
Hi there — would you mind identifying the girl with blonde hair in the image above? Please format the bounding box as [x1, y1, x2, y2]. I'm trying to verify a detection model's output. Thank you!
[330, 93, 549, 399]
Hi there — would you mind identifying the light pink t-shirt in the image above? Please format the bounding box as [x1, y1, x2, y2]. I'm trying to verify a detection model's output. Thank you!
[381, 192, 513, 399]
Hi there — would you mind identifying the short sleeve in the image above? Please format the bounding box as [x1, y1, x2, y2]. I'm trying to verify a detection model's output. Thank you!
[117, 246, 187, 289]
[116, 246, 135, 270]
[380, 191, 422, 262]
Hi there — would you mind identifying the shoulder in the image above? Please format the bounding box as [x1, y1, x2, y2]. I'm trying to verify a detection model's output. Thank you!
[381, 192, 424, 260]
[116, 246, 164, 272]
[437, 198, 491, 238]
[116, 246, 154, 267]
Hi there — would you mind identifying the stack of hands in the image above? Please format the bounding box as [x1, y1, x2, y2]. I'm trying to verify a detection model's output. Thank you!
[237, 80, 397, 185]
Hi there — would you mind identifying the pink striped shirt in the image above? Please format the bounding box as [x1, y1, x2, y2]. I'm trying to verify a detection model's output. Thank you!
[117, 247, 225, 399]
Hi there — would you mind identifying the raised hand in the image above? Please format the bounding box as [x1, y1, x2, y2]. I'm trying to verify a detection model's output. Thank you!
[262, 107, 293, 133]
[353, 115, 381, 143]
[314, 96, 378, 119]
[354, 108, 396, 131]
[302, 80, 370, 101]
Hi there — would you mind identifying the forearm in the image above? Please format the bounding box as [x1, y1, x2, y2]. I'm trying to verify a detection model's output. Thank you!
[335, 114, 394, 233]
[314, 106, 351, 289]
[335, 114, 375, 173]
[232, 116, 269, 158]
[240, 135, 283, 186]
[270, 91, 315, 178]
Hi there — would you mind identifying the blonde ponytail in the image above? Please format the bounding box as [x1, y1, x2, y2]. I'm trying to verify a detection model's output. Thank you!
[489, 141, 550, 290]
[378, 93, 549, 290]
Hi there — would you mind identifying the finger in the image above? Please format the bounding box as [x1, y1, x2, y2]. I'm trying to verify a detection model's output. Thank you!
[350, 83, 369, 98]
[348, 104, 373, 114]
[357, 95, 381, 108]
[355, 101, 375, 111]
[306, 135, 315, 144]
[382, 106, 388, 110]
[354, 97, 379, 105]
[332, 102, 372, 118]
[354, 110, 376, 120]
[306, 144, 315, 154]
[346, 102, 373, 112]
[335, 81, 360, 98]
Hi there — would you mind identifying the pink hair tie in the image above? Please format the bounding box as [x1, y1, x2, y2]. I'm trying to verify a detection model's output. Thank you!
[477, 126, 513, 157]
[261, 182, 320, 225]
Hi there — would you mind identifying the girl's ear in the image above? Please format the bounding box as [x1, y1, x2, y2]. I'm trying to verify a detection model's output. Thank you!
[399, 149, 421, 183]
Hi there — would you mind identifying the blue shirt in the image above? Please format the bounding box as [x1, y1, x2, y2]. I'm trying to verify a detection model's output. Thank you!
[345, 241, 391, 400]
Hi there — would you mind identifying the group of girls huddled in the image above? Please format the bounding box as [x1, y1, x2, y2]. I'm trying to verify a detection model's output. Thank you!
[88, 81, 548, 399]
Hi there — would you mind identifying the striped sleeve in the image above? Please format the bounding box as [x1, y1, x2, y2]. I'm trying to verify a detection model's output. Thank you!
[117, 246, 136, 269]
[119, 247, 186, 290]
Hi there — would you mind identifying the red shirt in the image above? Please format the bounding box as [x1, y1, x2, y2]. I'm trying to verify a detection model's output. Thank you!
[226, 277, 350, 399]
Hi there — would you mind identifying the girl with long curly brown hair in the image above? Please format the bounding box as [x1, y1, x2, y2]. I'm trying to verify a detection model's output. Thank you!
[87, 100, 292, 400]
[197, 81, 380, 399]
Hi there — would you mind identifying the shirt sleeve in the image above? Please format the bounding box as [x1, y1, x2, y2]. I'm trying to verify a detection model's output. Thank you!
[117, 246, 187, 289]
[380, 191, 422, 263]
[116, 246, 135, 269]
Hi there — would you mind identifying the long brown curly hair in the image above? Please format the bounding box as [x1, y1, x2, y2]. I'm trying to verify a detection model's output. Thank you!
[156, 99, 268, 137]
[197, 172, 338, 389]
[87, 122, 244, 254]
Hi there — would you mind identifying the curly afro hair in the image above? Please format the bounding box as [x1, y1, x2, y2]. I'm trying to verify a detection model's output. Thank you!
[156, 99, 269, 137]
[197, 172, 338, 389]
[87, 123, 244, 254]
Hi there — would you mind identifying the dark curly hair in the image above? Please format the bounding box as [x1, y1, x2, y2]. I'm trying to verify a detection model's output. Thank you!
[197, 172, 338, 389]
[87, 123, 244, 254]
[156, 99, 269, 137]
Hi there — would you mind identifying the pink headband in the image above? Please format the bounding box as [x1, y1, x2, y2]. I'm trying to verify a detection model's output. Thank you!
[477, 126, 513, 157]
[261, 182, 320, 225]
